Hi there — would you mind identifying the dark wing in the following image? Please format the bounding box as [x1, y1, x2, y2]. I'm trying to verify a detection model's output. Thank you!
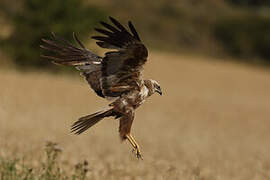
[92, 17, 148, 97]
[40, 33, 104, 98]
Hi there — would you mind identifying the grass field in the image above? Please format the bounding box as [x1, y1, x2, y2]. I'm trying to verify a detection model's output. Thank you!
[1, 52, 270, 179]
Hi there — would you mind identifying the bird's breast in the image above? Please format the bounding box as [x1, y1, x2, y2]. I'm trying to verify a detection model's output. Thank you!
[139, 85, 149, 99]
[117, 85, 148, 110]
[134, 85, 149, 107]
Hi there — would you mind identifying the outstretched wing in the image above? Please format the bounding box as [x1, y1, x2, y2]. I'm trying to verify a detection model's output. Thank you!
[92, 17, 148, 98]
[40, 33, 104, 98]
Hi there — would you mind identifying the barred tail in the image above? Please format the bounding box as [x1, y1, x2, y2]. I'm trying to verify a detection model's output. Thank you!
[71, 107, 113, 135]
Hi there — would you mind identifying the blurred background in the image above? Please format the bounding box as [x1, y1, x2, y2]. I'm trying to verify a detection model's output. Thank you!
[1, 0, 270, 179]
[1, 0, 270, 69]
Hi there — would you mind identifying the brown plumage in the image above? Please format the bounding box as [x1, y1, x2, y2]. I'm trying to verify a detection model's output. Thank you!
[41, 17, 162, 159]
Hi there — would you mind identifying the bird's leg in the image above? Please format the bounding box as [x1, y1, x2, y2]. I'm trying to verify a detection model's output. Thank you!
[125, 134, 143, 160]
[130, 135, 143, 159]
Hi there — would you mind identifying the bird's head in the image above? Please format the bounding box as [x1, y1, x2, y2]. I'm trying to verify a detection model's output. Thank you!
[145, 79, 162, 96]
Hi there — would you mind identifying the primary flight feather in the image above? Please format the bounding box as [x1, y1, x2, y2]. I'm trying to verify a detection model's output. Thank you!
[41, 16, 162, 159]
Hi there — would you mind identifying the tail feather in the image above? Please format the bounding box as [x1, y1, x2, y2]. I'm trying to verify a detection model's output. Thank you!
[71, 107, 113, 135]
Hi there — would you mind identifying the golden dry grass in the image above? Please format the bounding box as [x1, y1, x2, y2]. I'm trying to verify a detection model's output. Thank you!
[1, 52, 270, 179]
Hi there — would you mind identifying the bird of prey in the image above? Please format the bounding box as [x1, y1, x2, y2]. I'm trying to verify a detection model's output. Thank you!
[40, 17, 162, 159]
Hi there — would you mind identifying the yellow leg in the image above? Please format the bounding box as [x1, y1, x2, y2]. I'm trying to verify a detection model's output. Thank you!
[125, 134, 143, 160]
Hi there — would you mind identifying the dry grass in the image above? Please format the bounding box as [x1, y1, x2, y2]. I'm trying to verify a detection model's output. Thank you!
[1, 52, 270, 179]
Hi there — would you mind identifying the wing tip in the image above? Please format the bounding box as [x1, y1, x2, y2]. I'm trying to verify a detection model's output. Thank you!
[128, 21, 141, 42]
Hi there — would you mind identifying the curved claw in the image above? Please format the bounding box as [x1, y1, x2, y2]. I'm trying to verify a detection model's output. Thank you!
[131, 147, 143, 160]
[126, 134, 143, 160]
[136, 151, 143, 160]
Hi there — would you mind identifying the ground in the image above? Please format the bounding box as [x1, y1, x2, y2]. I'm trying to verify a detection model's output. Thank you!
[1, 52, 270, 179]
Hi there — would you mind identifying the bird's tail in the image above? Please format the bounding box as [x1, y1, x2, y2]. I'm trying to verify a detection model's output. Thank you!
[71, 107, 114, 135]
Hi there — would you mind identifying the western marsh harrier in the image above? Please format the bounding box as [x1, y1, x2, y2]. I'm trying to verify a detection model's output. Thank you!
[41, 17, 162, 159]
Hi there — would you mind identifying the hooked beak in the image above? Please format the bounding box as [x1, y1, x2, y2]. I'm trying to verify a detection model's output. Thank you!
[156, 88, 162, 96]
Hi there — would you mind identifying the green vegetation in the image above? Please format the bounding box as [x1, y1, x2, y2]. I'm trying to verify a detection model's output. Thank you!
[88, 0, 270, 66]
[226, 0, 270, 6]
[0, 0, 106, 69]
[214, 14, 270, 64]
[0, 142, 89, 180]
[0, 0, 270, 68]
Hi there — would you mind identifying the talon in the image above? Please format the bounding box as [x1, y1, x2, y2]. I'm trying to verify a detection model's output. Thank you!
[131, 148, 143, 160]
[126, 134, 143, 160]
[136, 151, 143, 160]
[133, 145, 143, 160]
